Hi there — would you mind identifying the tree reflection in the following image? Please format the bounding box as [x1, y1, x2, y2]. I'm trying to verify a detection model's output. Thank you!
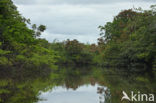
[97, 86, 111, 103]
[0, 66, 155, 103]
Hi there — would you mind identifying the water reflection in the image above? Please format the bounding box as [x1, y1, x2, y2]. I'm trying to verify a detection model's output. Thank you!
[38, 84, 112, 103]
[97, 86, 111, 103]
[39, 84, 101, 103]
[0, 66, 155, 103]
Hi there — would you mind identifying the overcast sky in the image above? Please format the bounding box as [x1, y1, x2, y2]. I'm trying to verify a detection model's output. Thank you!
[13, 0, 156, 43]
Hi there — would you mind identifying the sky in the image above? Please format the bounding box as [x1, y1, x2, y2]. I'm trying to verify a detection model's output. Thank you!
[12, 0, 156, 43]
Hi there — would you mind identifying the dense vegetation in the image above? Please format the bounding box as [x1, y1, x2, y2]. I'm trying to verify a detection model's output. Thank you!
[0, 0, 155, 75]
[0, 0, 156, 76]
[0, 0, 156, 103]
[97, 6, 156, 73]
[0, 0, 59, 79]
[50, 39, 95, 65]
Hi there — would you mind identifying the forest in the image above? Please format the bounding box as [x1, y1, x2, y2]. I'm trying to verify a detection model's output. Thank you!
[0, 0, 155, 76]
[0, 0, 156, 103]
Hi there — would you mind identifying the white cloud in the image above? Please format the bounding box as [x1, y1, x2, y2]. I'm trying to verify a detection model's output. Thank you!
[40, 32, 98, 44]
[13, 0, 156, 43]
[13, 0, 156, 5]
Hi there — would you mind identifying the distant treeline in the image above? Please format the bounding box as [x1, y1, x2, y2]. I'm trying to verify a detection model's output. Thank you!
[0, 0, 156, 77]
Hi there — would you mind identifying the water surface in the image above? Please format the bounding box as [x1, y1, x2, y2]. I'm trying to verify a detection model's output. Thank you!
[39, 84, 107, 103]
[0, 66, 155, 103]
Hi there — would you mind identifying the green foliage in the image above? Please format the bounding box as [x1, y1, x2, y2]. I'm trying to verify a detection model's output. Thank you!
[0, 1, 155, 103]
[32, 24, 46, 37]
[98, 6, 156, 71]
[51, 39, 93, 65]
[0, 0, 58, 75]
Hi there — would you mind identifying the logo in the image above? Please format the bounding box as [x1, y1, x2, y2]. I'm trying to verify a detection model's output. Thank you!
[121, 91, 155, 102]
[121, 91, 131, 101]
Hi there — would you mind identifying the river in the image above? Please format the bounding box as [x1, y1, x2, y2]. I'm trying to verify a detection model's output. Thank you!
[0, 66, 155, 103]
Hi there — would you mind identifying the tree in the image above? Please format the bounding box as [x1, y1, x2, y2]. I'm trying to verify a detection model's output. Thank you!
[98, 6, 156, 72]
